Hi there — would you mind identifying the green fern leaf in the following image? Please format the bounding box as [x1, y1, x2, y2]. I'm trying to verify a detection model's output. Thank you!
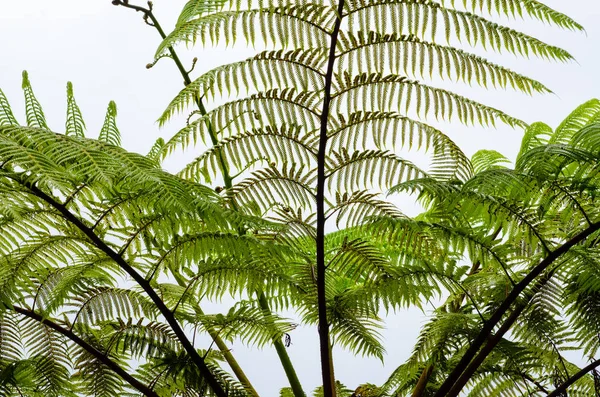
[0, 90, 18, 127]
[99, 101, 121, 147]
[21, 71, 49, 130]
[65, 82, 86, 137]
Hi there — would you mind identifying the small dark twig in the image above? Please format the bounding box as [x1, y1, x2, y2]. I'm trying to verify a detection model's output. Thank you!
[112, 0, 148, 13]
[146, 53, 173, 69]
[143, 14, 155, 27]
[188, 57, 198, 74]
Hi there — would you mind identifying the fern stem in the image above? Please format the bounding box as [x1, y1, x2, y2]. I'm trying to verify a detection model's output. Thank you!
[142, 5, 234, 190]
[258, 294, 306, 397]
[316, 1, 345, 396]
[411, 259, 483, 397]
[113, 0, 233, 189]
[412, 229, 503, 396]
[548, 358, 600, 397]
[20, 179, 228, 397]
[411, 364, 434, 397]
[435, 221, 600, 397]
[444, 270, 557, 397]
[197, 306, 261, 397]
[171, 269, 260, 397]
[144, 8, 306, 397]
[13, 306, 159, 397]
[114, 4, 305, 396]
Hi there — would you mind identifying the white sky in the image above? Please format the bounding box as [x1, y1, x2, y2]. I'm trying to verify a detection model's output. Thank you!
[1, 1, 600, 395]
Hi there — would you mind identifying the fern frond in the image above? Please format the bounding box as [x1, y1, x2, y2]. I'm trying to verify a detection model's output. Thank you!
[232, 163, 316, 210]
[177, 0, 229, 25]
[159, 85, 321, 130]
[471, 150, 510, 173]
[326, 149, 427, 191]
[71, 344, 127, 397]
[549, 98, 600, 145]
[32, 264, 115, 315]
[337, 31, 550, 94]
[19, 318, 72, 396]
[21, 71, 49, 130]
[101, 318, 179, 359]
[65, 82, 86, 138]
[327, 236, 392, 281]
[146, 137, 165, 162]
[444, 0, 584, 31]
[99, 101, 121, 147]
[169, 49, 327, 103]
[195, 303, 296, 348]
[345, 0, 574, 62]
[157, 5, 332, 56]
[0, 90, 18, 127]
[70, 287, 156, 326]
[516, 121, 553, 164]
[180, 124, 318, 181]
[328, 190, 404, 227]
[329, 303, 385, 359]
[572, 121, 600, 156]
[0, 311, 23, 362]
[332, 72, 526, 127]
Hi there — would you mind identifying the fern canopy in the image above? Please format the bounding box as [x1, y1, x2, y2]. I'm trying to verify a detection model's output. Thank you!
[1, 0, 597, 395]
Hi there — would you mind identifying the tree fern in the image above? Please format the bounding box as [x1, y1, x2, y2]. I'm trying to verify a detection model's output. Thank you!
[381, 102, 600, 397]
[0, 0, 595, 395]
[150, 0, 579, 390]
[0, 77, 276, 397]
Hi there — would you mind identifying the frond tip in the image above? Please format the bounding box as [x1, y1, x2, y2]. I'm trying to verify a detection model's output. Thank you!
[99, 101, 121, 146]
[65, 82, 86, 137]
[22, 70, 49, 130]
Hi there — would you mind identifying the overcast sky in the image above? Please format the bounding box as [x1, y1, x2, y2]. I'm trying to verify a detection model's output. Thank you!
[1, 1, 600, 395]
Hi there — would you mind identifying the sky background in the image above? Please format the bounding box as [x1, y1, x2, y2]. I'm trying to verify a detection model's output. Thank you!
[1, 1, 600, 395]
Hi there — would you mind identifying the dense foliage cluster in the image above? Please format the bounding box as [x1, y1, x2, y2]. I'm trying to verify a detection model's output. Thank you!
[1, 0, 599, 396]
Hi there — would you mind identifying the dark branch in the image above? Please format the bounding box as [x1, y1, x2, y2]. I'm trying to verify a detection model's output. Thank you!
[316, 0, 345, 395]
[18, 178, 227, 397]
[548, 358, 600, 397]
[13, 305, 159, 397]
[435, 220, 600, 397]
[112, 0, 151, 15]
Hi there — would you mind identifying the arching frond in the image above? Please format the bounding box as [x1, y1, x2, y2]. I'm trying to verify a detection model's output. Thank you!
[70, 287, 156, 326]
[157, 6, 332, 56]
[71, 344, 127, 397]
[177, 0, 229, 25]
[146, 137, 165, 162]
[337, 31, 550, 95]
[1, 0, 589, 394]
[232, 164, 317, 210]
[471, 149, 510, 173]
[328, 190, 404, 227]
[194, 303, 296, 348]
[332, 72, 526, 128]
[516, 121, 553, 163]
[549, 98, 600, 145]
[444, 0, 584, 31]
[326, 149, 426, 191]
[160, 85, 321, 131]
[345, 0, 574, 62]
[180, 124, 318, 181]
